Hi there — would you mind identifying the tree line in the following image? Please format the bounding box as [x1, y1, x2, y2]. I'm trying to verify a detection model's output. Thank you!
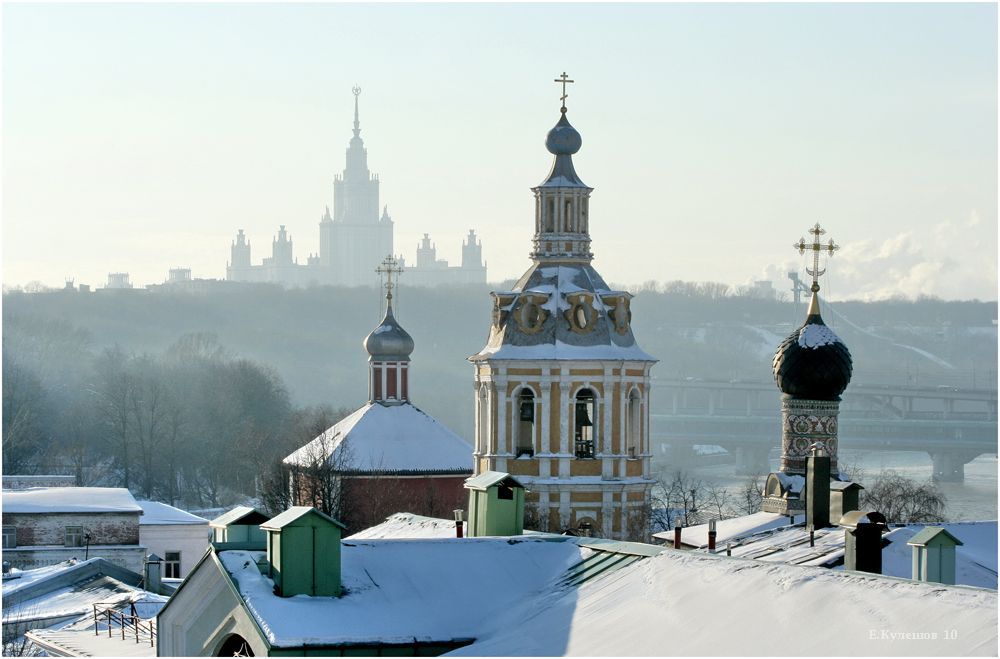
[2, 315, 348, 509]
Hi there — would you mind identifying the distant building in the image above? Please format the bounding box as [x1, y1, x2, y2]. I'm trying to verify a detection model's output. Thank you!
[105, 272, 133, 289]
[227, 88, 487, 288]
[167, 268, 191, 283]
[136, 500, 209, 580]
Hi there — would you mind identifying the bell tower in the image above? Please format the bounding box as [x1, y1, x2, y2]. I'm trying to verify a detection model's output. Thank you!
[469, 75, 657, 541]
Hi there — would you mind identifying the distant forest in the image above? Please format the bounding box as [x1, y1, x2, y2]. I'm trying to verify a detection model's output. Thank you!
[3, 281, 995, 508]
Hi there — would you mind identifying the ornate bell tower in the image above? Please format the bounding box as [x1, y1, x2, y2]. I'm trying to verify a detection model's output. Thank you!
[469, 75, 657, 541]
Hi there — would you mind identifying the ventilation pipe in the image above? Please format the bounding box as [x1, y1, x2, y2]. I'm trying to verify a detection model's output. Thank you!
[840, 510, 887, 574]
[708, 519, 717, 553]
[806, 446, 831, 531]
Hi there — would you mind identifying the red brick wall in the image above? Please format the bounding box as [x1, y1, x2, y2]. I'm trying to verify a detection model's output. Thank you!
[341, 475, 469, 533]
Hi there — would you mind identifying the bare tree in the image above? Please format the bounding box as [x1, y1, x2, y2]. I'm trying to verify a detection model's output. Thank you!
[736, 472, 764, 515]
[860, 470, 946, 523]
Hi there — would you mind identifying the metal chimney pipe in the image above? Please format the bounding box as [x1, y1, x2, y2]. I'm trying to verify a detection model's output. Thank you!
[673, 521, 682, 549]
[453, 509, 464, 538]
[708, 519, 717, 553]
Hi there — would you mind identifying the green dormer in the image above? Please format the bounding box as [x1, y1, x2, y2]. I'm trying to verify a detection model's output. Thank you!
[209, 506, 269, 549]
[260, 506, 346, 597]
[465, 471, 525, 537]
[908, 526, 963, 586]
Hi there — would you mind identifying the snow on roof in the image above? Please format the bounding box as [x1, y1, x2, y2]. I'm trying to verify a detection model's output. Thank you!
[209, 506, 268, 529]
[2, 487, 142, 514]
[218, 537, 590, 648]
[464, 471, 523, 491]
[477, 339, 655, 362]
[260, 506, 346, 531]
[346, 513, 465, 540]
[652, 512, 805, 548]
[452, 549, 998, 656]
[283, 402, 473, 474]
[3, 561, 166, 627]
[137, 500, 208, 525]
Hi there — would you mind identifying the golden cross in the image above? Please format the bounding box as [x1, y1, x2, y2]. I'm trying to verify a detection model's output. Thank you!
[794, 223, 839, 292]
[554, 72, 574, 110]
[375, 254, 403, 303]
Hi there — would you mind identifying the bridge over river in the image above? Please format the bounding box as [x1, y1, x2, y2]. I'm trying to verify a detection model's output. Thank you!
[651, 379, 997, 482]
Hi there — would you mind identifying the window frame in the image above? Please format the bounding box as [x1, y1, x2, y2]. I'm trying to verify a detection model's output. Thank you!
[64, 526, 85, 548]
[164, 550, 182, 579]
[2, 525, 16, 549]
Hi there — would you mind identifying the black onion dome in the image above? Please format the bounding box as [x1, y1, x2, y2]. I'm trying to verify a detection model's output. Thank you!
[772, 295, 852, 400]
[364, 304, 414, 361]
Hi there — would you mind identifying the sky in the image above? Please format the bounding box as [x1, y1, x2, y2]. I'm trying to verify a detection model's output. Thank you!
[2, 2, 997, 301]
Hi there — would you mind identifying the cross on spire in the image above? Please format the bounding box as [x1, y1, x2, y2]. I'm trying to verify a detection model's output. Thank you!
[554, 72, 574, 111]
[376, 254, 403, 306]
[794, 223, 839, 292]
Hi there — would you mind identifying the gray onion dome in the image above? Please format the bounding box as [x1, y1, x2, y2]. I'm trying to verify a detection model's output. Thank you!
[772, 294, 853, 400]
[364, 305, 414, 361]
[545, 110, 582, 155]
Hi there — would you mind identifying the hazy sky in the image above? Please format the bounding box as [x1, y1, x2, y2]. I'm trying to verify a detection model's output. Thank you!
[3, 3, 997, 301]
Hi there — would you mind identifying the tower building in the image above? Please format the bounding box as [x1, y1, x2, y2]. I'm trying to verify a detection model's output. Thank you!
[325, 86, 394, 286]
[468, 75, 657, 541]
[763, 224, 854, 515]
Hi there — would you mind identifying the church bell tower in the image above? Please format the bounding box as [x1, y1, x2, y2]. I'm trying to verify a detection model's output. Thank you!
[469, 75, 657, 541]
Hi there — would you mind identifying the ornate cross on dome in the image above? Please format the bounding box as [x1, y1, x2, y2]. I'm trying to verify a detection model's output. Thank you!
[794, 223, 839, 292]
[554, 72, 574, 110]
[376, 254, 403, 304]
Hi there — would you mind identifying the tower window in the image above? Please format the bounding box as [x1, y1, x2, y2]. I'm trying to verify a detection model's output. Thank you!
[626, 389, 641, 458]
[574, 389, 596, 459]
[516, 389, 535, 457]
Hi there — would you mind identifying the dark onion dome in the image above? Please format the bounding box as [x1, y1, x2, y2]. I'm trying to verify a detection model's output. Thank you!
[364, 303, 414, 361]
[772, 293, 852, 400]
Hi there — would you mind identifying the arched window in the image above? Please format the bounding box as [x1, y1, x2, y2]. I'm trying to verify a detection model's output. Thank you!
[516, 389, 535, 457]
[626, 389, 641, 458]
[574, 388, 596, 459]
[478, 386, 490, 453]
[216, 634, 254, 657]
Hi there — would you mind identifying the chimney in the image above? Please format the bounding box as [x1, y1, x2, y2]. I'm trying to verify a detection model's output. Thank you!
[829, 481, 864, 522]
[908, 526, 963, 585]
[806, 446, 831, 530]
[144, 553, 163, 594]
[454, 509, 465, 538]
[839, 510, 887, 574]
[708, 519, 717, 553]
[673, 520, 682, 549]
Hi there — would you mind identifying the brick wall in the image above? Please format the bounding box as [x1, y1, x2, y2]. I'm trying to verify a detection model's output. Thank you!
[6, 512, 141, 547]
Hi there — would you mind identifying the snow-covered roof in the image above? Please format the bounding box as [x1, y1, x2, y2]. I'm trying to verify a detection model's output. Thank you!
[451, 548, 997, 656]
[681, 517, 997, 590]
[209, 506, 268, 529]
[346, 513, 466, 540]
[464, 471, 523, 491]
[260, 506, 346, 531]
[137, 500, 208, 525]
[652, 512, 805, 548]
[219, 537, 590, 648]
[2, 558, 166, 627]
[283, 402, 473, 474]
[2, 487, 142, 514]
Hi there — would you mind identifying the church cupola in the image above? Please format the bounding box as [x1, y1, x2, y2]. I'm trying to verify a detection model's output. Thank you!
[770, 224, 852, 476]
[364, 256, 413, 404]
[530, 73, 594, 264]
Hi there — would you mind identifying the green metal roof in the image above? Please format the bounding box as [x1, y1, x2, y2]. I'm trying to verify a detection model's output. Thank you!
[907, 526, 964, 547]
[260, 506, 347, 531]
[209, 506, 269, 529]
[464, 471, 525, 491]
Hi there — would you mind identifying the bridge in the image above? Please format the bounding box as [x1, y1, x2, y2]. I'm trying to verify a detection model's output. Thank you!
[650, 379, 997, 482]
